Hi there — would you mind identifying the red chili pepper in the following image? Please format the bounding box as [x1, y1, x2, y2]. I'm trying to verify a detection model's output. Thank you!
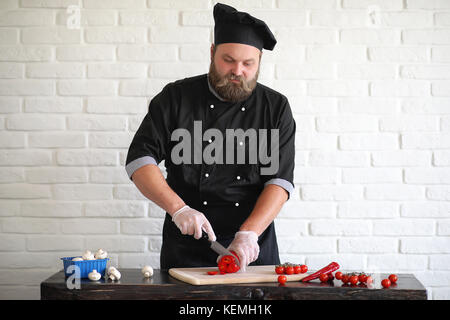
[301, 262, 340, 282]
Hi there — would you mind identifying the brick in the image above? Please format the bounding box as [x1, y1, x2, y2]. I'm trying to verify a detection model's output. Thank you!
[401, 237, 450, 253]
[256, 10, 307, 27]
[405, 168, 450, 184]
[310, 10, 367, 27]
[61, 218, 119, 234]
[433, 81, 450, 96]
[381, 115, 439, 132]
[317, 115, 378, 132]
[148, 0, 211, 9]
[56, 150, 117, 166]
[26, 235, 83, 251]
[311, 219, 371, 236]
[0, 62, 24, 78]
[278, 0, 336, 9]
[276, 28, 337, 45]
[434, 151, 450, 166]
[371, 80, 430, 97]
[0, 10, 54, 26]
[365, 185, 425, 200]
[301, 185, 363, 200]
[179, 44, 211, 61]
[0, 97, 21, 113]
[340, 29, 400, 45]
[402, 98, 450, 114]
[56, 9, 116, 27]
[0, 235, 25, 251]
[26, 167, 88, 183]
[438, 221, 450, 235]
[56, 45, 115, 61]
[309, 150, 369, 167]
[338, 202, 399, 218]
[402, 202, 450, 218]
[26, 62, 84, 78]
[278, 200, 335, 218]
[0, 168, 24, 183]
[294, 167, 338, 184]
[89, 132, 133, 149]
[0, 150, 52, 166]
[338, 63, 395, 79]
[87, 63, 146, 78]
[401, 65, 450, 80]
[117, 44, 177, 61]
[85, 201, 146, 217]
[0, 28, 18, 44]
[24, 97, 83, 113]
[22, 27, 81, 44]
[113, 185, 147, 200]
[339, 237, 398, 253]
[119, 79, 168, 96]
[67, 115, 126, 131]
[427, 186, 450, 200]
[0, 46, 53, 61]
[0, 132, 26, 148]
[7, 114, 64, 131]
[0, 252, 55, 268]
[368, 254, 428, 271]
[380, 12, 433, 27]
[402, 133, 450, 149]
[278, 237, 335, 254]
[275, 218, 308, 236]
[0, 201, 19, 217]
[343, 0, 403, 10]
[150, 62, 209, 79]
[372, 150, 431, 167]
[87, 97, 147, 114]
[149, 26, 210, 43]
[0, 184, 51, 199]
[20, 0, 80, 8]
[52, 184, 112, 200]
[342, 168, 402, 184]
[403, 29, 450, 45]
[20, 201, 82, 217]
[58, 80, 116, 96]
[85, 236, 146, 252]
[85, 27, 147, 44]
[338, 97, 400, 114]
[181, 10, 213, 26]
[407, 0, 450, 9]
[369, 46, 429, 62]
[0, 79, 54, 96]
[432, 47, 450, 62]
[339, 133, 399, 150]
[120, 10, 178, 26]
[430, 255, 450, 270]
[373, 219, 435, 236]
[2, 217, 60, 234]
[28, 132, 86, 148]
[308, 80, 368, 97]
[121, 218, 163, 235]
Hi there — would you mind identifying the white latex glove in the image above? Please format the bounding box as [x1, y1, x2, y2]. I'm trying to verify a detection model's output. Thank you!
[227, 231, 259, 272]
[171, 205, 216, 242]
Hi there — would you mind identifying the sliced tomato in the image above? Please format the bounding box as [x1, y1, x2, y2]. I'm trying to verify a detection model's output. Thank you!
[207, 271, 218, 275]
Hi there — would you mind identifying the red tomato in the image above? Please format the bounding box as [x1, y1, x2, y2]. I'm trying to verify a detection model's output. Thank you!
[335, 271, 343, 280]
[327, 273, 334, 281]
[285, 266, 294, 275]
[349, 275, 359, 285]
[341, 274, 350, 284]
[207, 271, 218, 275]
[381, 279, 391, 288]
[300, 265, 308, 273]
[319, 273, 329, 283]
[388, 274, 398, 284]
[218, 262, 227, 273]
[275, 266, 285, 274]
[226, 262, 240, 274]
[278, 275, 287, 285]
[294, 265, 301, 274]
[358, 274, 368, 283]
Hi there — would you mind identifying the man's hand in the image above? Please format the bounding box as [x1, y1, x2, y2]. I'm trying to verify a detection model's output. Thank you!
[172, 205, 217, 241]
[227, 231, 259, 272]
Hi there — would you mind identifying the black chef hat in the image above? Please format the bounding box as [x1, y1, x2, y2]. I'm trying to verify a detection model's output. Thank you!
[213, 3, 277, 51]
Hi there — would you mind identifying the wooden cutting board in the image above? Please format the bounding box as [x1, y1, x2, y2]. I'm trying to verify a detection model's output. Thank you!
[169, 265, 309, 285]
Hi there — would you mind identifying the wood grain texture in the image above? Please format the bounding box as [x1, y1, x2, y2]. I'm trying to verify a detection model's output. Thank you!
[168, 265, 308, 285]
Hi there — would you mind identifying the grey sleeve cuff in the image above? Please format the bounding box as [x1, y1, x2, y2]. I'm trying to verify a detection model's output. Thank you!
[125, 156, 158, 180]
[264, 178, 294, 200]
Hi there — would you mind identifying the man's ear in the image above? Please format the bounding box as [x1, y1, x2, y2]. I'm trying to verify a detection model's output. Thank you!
[210, 44, 215, 61]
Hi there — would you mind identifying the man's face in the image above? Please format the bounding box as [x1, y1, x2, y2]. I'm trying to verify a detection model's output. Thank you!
[208, 43, 261, 102]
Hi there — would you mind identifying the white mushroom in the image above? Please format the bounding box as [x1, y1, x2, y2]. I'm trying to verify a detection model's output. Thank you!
[107, 266, 121, 281]
[72, 257, 83, 261]
[88, 269, 101, 281]
[94, 248, 107, 260]
[82, 250, 95, 260]
[141, 265, 153, 278]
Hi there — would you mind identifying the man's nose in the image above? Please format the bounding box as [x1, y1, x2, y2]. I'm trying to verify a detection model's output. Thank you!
[231, 63, 244, 77]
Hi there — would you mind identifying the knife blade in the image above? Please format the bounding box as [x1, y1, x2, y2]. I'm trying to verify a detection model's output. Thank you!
[201, 230, 240, 267]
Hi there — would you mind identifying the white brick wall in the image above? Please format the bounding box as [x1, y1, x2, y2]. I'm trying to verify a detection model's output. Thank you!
[0, 0, 449, 300]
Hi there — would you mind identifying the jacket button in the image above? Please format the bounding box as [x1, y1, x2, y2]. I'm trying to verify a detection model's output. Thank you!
[236, 176, 241, 180]
[241, 107, 245, 111]
[235, 202, 239, 207]
[204, 173, 209, 177]
[210, 104, 214, 109]
[203, 201, 208, 205]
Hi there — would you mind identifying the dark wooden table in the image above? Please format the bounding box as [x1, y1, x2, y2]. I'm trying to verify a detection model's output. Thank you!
[40, 269, 427, 300]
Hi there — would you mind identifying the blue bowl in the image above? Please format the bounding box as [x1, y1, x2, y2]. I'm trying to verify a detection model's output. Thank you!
[61, 256, 109, 279]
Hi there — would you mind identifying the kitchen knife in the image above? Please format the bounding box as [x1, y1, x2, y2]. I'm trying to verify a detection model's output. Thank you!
[201, 230, 240, 267]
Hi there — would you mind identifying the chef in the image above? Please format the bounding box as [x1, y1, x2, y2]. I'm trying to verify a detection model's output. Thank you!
[125, 3, 296, 272]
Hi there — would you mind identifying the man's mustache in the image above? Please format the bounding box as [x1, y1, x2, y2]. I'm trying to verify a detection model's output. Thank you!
[216, 74, 252, 93]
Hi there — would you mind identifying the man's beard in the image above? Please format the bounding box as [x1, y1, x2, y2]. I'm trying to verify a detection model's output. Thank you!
[208, 61, 259, 103]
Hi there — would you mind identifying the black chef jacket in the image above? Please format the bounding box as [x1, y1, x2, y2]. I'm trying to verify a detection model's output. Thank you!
[126, 73, 295, 270]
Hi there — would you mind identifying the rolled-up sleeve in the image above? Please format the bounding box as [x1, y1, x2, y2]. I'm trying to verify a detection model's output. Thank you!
[261, 98, 296, 199]
[125, 88, 172, 180]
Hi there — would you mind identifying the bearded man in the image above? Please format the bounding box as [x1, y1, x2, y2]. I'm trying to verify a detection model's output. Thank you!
[126, 3, 296, 271]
